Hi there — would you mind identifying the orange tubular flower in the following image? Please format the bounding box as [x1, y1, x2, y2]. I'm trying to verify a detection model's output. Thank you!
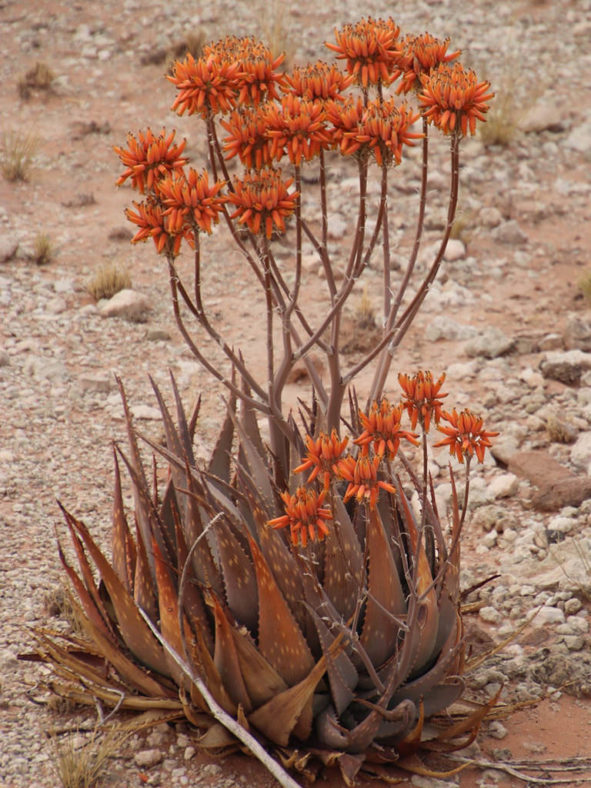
[294, 430, 349, 491]
[354, 399, 419, 459]
[158, 169, 227, 234]
[392, 33, 460, 95]
[114, 128, 187, 194]
[336, 454, 396, 510]
[204, 36, 286, 107]
[167, 53, 241, 117]
[126, 199, 190, 256]
[419, 62, 494, 136]
[434, 408, 499, 463]
[221, 107, 274, 171]
[263, 94, 333, 165]
[398, 371, 448, 432]
[340, 98, 422, 165]
[283, 61, 354, 102]
[227, 169, 298, 239]
[326, 17, 401, 88]
[267, 487, 332, 547]
[326, 96, 365, 152]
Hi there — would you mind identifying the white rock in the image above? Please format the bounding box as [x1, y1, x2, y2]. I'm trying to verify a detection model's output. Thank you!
[478, 206, 502, 228]
[134, 749, 162, 768]
[464, 327, 514, 358]
[489, 473, 519, 499]
[99, 288, 150, 322]
[491, 219, 528, 245]
[0, 237, 19, 263]
[565, 120, 591, 153]
[443, 239, 466, 261]
[424, 315, 476, 342]
[131, 405, 162, 420]
[536, 606, 565, 625]
[570, 431, 591, 470]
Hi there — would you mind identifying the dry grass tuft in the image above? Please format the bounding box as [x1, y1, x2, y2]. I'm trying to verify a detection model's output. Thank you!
[479, 85, 520, 147]
[87, 262, 132, 301]
[18, 61, 55, 99]
[33, 233, 54, 265]
[1, 131, 38, 181]
[355, 287, 377, 330]
[578, 271, 591, 305]
[51, 726, 128, 788]
[259, 0, 296, 71]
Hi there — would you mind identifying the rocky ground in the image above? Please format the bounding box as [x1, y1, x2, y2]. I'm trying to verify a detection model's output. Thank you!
[1, 0, 591, 786]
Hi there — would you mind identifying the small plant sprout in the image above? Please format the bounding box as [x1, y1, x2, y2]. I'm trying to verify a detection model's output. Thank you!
[35, 17, 501, 786]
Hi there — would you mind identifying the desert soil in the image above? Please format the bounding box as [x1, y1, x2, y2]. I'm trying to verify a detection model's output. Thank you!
[1, 0, 591, 786]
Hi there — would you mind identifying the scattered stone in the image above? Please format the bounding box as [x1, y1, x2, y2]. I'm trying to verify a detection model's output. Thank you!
[130, 405, 162, 420]
[564, 120, 591, 153]
[536, 606, 565, 625]
[526, 539, 591, 593]
[0, 238, 19, 263]
[507, 449, 591, 511]
[99, 288, 151, 322]
[539, 350, 591, 385]
[464, 326, 514, 358]
[546, 414, 579, 444]
[443, 238, 466, 261]
[488, 720, 508, 740]
[78, 372, 113, 394]
[563, 313, 591, 352]
[478, 206, 503, 228]
[491, 219, 528, 245]
[539, 333, 563, 351]
[479, 606, 502, 624]
[183, 746, 196, 761]
[425, 315, 476, 342]
[489, 473, 519, 499]
[570, 431, 591, 470]
[519, 102, 566, 134]
[134, 749, 163, 768]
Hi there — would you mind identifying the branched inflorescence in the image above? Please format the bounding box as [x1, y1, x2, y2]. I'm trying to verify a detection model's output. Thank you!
[42, 17, 501, 788]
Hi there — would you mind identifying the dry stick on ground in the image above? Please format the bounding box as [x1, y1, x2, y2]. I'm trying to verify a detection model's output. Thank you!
[447, 755, 591, 785]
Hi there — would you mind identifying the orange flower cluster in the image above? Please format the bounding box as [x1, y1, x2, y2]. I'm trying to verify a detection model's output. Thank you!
[326, 17, 400, 87]
[263, 94, 332, 165]
[419, 62, 494, 136]
[294, 429, 349, 491]
[336, 454, 396, 510]
[168, 53, 241, 117]
[398, 371, 448, 431]
[354, 398, 418, 459]
[227, 169, 298, 239]
[204, 36, 286, 107]
[393, 33, 460, 95]
[284, 61, 354, 102]
[114, 129, 187, 193]
[126, 199, 191, 256]
[434, 408, 499, 463]
[339, 98, 422, 165]
[158, 168, 227, 234]
[222, 107, 274, 171]
[268, 487, 332, 547]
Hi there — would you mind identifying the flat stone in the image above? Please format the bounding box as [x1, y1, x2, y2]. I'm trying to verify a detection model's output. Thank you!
[489, 472, 519, 499]
[570, 431, 591, 470]
[464, 326, 514, 358]
[507, 449, 591, 511]
[519, 101, 566, 134]
[134, 749, 162, 768]
[491, 219, 528, 245]
[565, 120, 591, 153]
[99, 288, 150, 322]
[564, 313, 591, 352]
[425, 315, 476, 342]
[443, 238, 466, 261]
[0, 238, 19, 263]
[539, 350, 591, 385]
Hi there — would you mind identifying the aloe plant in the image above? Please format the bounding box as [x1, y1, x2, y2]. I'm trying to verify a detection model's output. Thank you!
[32, 18, 500, 785]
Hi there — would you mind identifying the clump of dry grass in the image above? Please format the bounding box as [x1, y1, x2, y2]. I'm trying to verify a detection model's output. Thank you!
[51, 726, 128, 788]
[355, 286, 377, 330]
[87, 262, 131, 301]
[578, 271, 591, 305]
[1, 131, 38, 181]
[18, 61, 55, 99]
[258, 0, 295, 70]
[479, 85, 520, 147]
[33, 233, 54, 265]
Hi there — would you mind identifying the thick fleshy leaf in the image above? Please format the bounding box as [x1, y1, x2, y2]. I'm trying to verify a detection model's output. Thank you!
[248, 535, 314, 687]
[153, 539, 188, 687]
[212, 597, 252, 711]
[111, 448, 136, 593]
[307, 605, 357, 715]
[216, 520, 258, 632]
[248, 655, 327, 745]
[360, 508, 406, 668]
[398, 489, 439, 674]
[208, 397, 236, 482]
[59, 506, 169, 677]
[116, 377, 155, 577]
[132, 516, 158, 623]
[323, 496, 363, 622]
[229, 622, 287, 707]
